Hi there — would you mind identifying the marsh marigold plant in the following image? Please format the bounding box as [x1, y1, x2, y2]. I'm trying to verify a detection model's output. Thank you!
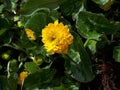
[42, 20, 73, 54]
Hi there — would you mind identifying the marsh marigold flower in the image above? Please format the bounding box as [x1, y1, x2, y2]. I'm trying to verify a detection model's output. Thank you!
[18, 71, 29, 85]
[42, 20, 73, 54]
[25, 28, 36, 41]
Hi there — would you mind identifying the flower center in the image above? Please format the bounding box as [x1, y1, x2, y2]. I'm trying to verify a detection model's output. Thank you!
[51, 36, 56, 41]
[51, 37, 55, 41]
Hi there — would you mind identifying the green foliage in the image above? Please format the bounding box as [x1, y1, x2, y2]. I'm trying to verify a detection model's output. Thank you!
[23, 69, 56, 89]
[75, 11, 118, 40]
[64, 32, 94, 82]
[24, 9, 50, 35]
[113, 46, 120, 62]
[92, 0, 109, 5]
[84, 39, 97, 54]
[21, 0, 59, 14]
[59, 0, 83, 17]
[0, 76, 10, 90]
[0, 18, 9, 29]
[0, 0, 120, 89]
[0, 74, 18, 90]
[24, 62, 40, 73]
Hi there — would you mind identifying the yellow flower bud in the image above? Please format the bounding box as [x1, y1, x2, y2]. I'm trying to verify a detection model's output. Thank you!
[25, 29, 36, 41]
[18, 71, 29, 85]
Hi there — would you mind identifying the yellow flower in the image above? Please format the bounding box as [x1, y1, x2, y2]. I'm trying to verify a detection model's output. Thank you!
[42, 20, 73, 54]
[18, 71, 29, 85]
[25, 29, 36, 41]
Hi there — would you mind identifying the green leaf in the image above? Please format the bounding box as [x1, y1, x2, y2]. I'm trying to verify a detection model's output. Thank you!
[96, 35, 109, 49]
[0, 4, 4, 13]
[24, 11, 50, 36]
[0, 30, 14, 45]
[0, 0, 5, 3]
[76, 11, 117, 40]
[68, 49, 81, 64]
[0, 18, 9, 29]
[64, 32, 95, 82]
[53, 85, 63, 90]
[0, 76, 9, 90]
[0, 18, 16, 45]
[53, 76, 79, 90]
[9, 59, 18, 73]
[7, 73, 18, 90]
[21, 0, 59, 14]
[0, 28, 7, 36]
[0, 65, 2, 70]
[53, 84, 79, 90]
[23, 69, 56, 90]
[113, 46, 120, 62]
[3, 0, 12, 10]
[24, 62, 40, 73]
[84, 39, 97, 54]
[92, 0, 109, 5]
[0, 74, 18, 90]
[59, 0, 84, 17]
